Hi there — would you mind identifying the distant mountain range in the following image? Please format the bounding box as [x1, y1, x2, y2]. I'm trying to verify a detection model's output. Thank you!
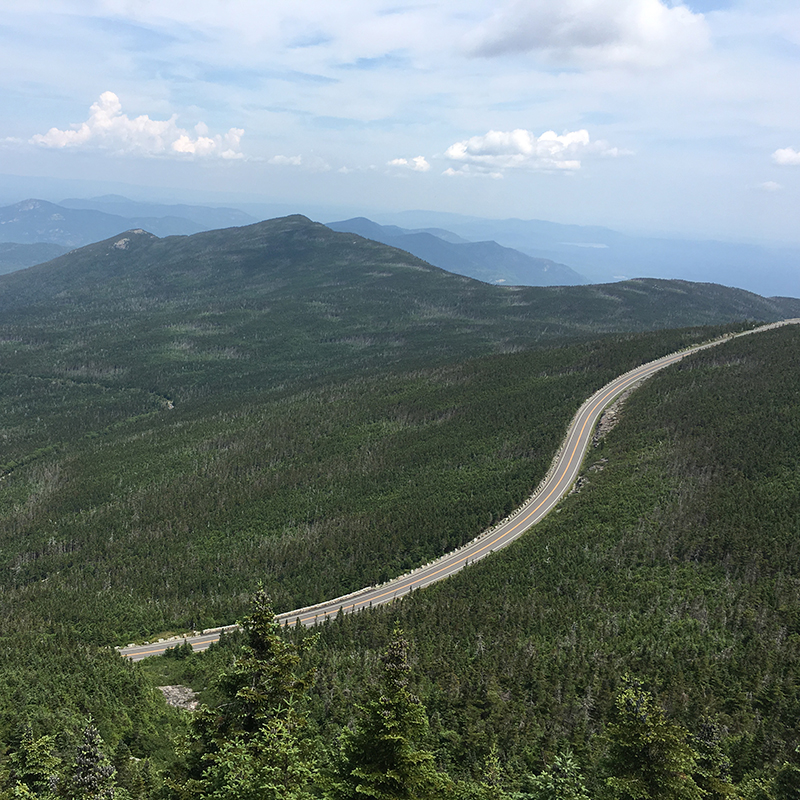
[0, 197, 257, 250]
[0, 199, 200, 247]
[2, 193, 799, 299]
[326, 217, 585, 286]
[59, 194, 257, 230]
[377, 210, 800, 299]
[3, 215, 797, 331]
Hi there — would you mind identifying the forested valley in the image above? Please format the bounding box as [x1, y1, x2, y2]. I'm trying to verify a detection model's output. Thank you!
[1, 217, 799, 798]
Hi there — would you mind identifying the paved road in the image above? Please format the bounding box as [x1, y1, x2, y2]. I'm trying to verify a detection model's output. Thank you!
[119, 320, 799, 661]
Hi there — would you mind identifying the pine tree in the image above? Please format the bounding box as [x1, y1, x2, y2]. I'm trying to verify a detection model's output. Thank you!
[691, 717, 735, 799]
[520, 749, 590, 800]
[602, 676, 704, 800]
[334, 624, 446, 800]
[67, 724, 117, 800]
[172, 587, 316, 800]
[1, 724, 59, 798]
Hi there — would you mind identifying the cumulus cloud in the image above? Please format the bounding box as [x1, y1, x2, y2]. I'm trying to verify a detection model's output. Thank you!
[30, 92, 244, 159]
[466, 0, 709, 68]
[387, 156, 430, 172]
[443, 128, 623, 175]
[772, 147, 800, 166]
[759, 181, 782, 192]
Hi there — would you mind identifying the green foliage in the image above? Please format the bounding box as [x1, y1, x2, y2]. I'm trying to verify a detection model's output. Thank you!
[65, 724, 117, 800]
[172, 589, 316, 800]
[0, 725, 58, 797]
[303, 325, 800, 786]
[518, 750, 590, 800]
[334, 625, 446, 800]
[2, 214, 800, 795]
[602, 676, 704, 800]
[692, 718, 735, 799]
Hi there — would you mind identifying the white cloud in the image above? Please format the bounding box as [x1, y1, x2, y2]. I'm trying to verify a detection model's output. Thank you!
[466, 0, 709, 68]
[772, 147, 800, 166]
[443, 165, 504, 179]
[269, 154, 304, 166]
[30, 92, 245, 159]
[759, 181, 783, 191]
[443, 128, 622, 175]
[269, 153, 331, 171]
[387, 156, 430, 172]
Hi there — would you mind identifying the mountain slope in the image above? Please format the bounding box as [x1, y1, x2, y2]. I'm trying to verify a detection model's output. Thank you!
[0, 241, 68, 275]
[327, 216, 585, 286]
[2, 214, 799, 639]
[3, 215, 799, 403]
[2, 214, 800, 764]
[306, 322, 800, 785]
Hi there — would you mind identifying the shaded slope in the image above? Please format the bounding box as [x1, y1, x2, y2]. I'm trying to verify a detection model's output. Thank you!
[0, 242, 68, 275]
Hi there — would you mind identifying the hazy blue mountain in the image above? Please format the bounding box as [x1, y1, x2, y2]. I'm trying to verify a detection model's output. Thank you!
[0, 199, 203, 248]
[60, 194, 258, 229]
[0, 242, 69, 275]
[327, 217, 585, 286]
[382, 210, 800, 299]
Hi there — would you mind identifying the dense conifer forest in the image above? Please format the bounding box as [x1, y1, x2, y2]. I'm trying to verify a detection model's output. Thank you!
[1, 217, 799, 797]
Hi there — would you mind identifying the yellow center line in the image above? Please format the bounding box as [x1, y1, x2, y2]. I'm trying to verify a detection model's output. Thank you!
[292, 353, 686, 623]
[124, 347, 704, 652]
[120, 328, 800, 656]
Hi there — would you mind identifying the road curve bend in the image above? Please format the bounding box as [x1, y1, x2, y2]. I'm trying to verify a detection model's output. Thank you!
[120, 320, 799, 661]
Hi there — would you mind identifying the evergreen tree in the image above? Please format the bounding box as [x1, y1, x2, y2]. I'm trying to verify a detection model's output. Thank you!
[1, 724, 59, 798]
[602, 676, 704, 800]
[171, 587, 316, 800]
[334, 624, 446, 800]
[66, 724, 117, 800]
[519, 750, 590, 800]
[691, 718, 735, 799]
[772, 759, 800, 800]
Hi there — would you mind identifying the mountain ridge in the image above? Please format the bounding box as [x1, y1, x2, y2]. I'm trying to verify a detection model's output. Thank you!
[327, 216, 586, 286]
[0, 198, 203, 247]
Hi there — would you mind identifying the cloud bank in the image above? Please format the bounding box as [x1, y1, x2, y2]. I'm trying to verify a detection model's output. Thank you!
[443, 128, 623, 176]
[31, 92, 244, 159]
[466, 0, 709, 67]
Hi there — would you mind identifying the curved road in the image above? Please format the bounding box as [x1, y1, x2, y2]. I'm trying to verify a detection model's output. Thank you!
[120, 320, 798, 661]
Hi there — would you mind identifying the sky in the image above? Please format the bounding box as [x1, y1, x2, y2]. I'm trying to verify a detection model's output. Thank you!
[1, 0, 799, 243]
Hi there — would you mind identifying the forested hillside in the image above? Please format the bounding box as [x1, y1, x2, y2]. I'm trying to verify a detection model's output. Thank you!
[126, 323, 799, 799]
[298, 323, 800, 796]
[1, 215, 798, 798]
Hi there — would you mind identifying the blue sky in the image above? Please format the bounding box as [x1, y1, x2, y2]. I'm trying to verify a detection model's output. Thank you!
[1, 0, 799, 243]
